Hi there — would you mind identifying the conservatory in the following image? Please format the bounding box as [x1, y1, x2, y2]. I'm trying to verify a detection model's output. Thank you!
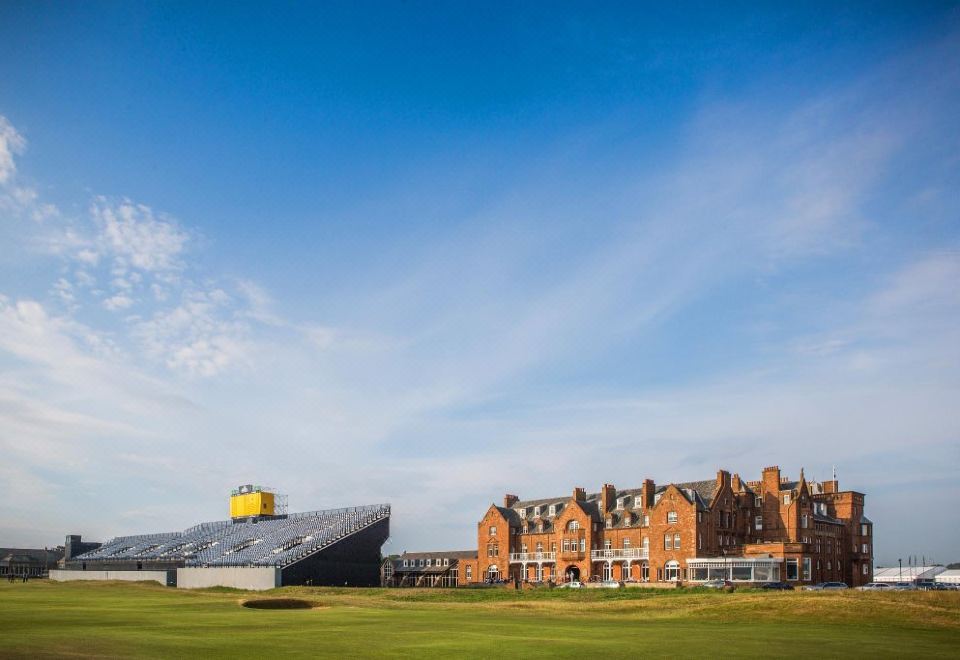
[686, 557, 781, 583]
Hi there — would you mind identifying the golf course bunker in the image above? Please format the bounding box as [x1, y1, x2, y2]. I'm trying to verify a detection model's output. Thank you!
[241, 598, 319, 610]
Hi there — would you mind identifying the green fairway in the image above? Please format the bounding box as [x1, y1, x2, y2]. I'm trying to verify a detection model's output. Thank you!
[1, 581, 958, 658]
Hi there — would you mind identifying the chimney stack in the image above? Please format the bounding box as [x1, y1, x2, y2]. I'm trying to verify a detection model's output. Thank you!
[641, 479, 656, 509]
[503, 494, 519, 508]
[573, 487, 586, 501]
[601, 483, 617, 512]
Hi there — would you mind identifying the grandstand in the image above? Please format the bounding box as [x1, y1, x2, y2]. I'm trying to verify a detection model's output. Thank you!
[54, 487, 390, 589]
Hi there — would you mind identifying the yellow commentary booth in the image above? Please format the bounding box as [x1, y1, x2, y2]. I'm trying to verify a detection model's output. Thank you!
[230, 485, 276, 518]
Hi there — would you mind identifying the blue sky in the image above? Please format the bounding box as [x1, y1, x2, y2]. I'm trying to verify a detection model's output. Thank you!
[0, 2, 958, 565]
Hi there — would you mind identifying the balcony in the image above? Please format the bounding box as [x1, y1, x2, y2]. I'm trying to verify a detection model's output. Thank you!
[590, 548, 649, 561]
[509, 552, 556, 563]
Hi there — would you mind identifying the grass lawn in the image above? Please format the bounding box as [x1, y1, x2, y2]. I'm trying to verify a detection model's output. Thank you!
[1, 581, 958, 658]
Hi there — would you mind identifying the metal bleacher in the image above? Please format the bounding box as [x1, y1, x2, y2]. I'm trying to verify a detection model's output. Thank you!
[73, 504, 390, 568]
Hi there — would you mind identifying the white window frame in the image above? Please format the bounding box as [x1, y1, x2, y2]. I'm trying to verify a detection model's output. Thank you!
[755, 516, 763, 530]
[667, 511, 678, 524]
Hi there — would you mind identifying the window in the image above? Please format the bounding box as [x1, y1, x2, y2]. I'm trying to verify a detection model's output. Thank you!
[466, 566, 472, 580]
[862, 564, 869, 575]
[567, 520, 580, 531]
[783, 494, 791, 505]
[664, 560, 680, 581]
[826, 560, 831, 571]
[642, 514, 650, 527]
[606, 517, 613, 529]
[617, 497, 626, 510]
[802, 557, 811, 581]
[801, 514, 809, 529]
[664, 534, 672, 550]
[579, 538, 586, 552]
[697, 511, 702, 522]
[537, 523, 543, 533]
[755, 516, 763, 530]
[551, 542, 556, 553]
[861, 524, 868, 536]
[489, 526, 497, 536]
[521, 543, 528, 554]
[623, 538, 631, 549]
[533, 506, 541, 517]
[698, 534, 702, 550]
[667, 511, 678, 524]
[642, 537, 649, 550]
[673, 533, 681, 549]
[604, 539, 612, 550]
[444, 558, 449, 566]
[549, 504, 556, 516]
[861, 544, 869, 554]
[522, 525, 528, 534]
[419, 559, 425, 567]
[403, 560, 408, 567]
[786, 559, 799, 581]
[536, 542, 543, 553]
[562, 539, 570, 552]
[487, 565, 499, 580]
[755, 495, 762, 507]
[426, 559, 431, 567]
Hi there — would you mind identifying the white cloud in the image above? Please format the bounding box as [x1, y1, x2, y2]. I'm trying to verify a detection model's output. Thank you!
[103, 293, 135, 311]
[90, 197, 189, 272]
[0, 115, 26, 184]
[134, 289, 251, 376]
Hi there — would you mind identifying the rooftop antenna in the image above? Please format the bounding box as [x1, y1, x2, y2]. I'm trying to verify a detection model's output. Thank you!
[832, 465, 837, 481]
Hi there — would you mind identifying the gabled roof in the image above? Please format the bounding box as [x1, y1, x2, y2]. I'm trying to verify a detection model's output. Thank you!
[657, 480, 718, 507]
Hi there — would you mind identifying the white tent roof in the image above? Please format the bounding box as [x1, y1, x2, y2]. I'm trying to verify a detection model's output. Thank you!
[873, 565, 946, 582]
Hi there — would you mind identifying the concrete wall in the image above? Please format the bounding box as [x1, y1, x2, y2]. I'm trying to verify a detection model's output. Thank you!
[177, 566, 280, 591]
[50, 569, 173, 586]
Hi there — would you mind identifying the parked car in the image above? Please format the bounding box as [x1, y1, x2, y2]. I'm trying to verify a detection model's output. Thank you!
[560, 581, 584, 589]
[921, 583, 951, 591]
[858, 582, 893, 591]
[803, 582, 847, 591]
[700, 579, 732, 589]
[892, 582, 917, 591]
[760, 582, 794, 591]
[599, 580, 623, 589]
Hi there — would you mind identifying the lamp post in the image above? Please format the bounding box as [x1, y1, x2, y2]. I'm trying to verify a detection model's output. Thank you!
[898, 558, 902, 583]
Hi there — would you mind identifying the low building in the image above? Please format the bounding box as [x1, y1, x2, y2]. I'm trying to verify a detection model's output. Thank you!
[934, 569, 960, 586]
[462, 466, 873, 587]
[382, 550, 477, 587]
[0, 547, 64, 578]
[873, 565, 946, 585]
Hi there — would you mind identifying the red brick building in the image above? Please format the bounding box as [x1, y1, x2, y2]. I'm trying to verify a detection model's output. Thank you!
[461, 466, 872, 587]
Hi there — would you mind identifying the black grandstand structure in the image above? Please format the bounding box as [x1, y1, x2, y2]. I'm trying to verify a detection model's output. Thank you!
[65, 502, 390, 587]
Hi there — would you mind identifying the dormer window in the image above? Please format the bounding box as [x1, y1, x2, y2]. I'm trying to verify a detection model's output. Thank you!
[623, 513, 632, 526]
[616, 497, 626, 510]
[548, 504, 556, 516]
[605, 517, 613, 529]
[534, 506, 541, 517]
[755, 496, 762, 507]
[654, 493, 662, 505]
[537, 523, 543, 533]
[426, 559, 431, 567]
[522, 525, 528, 534]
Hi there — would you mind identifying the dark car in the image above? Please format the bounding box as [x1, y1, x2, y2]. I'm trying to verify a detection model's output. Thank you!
[761, 582, 794, 591]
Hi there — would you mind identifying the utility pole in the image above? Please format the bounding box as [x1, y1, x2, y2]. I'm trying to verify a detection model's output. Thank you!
[898, 558, 902, 583]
